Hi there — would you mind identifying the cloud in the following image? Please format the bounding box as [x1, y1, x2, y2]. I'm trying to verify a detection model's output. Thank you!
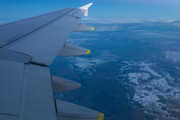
[174, 23, 180, 27]
[67, 50, 119, 72]
[128, 73, 150, 84]
[123, 61, 162, 77]
[67, 37, 98, 46]
[81, 18, 144, 24]
[166, 51, 180, 62]
[72, 57, 103, 70]
[81, 17, 176, 24]
[139, 65, 162, 77]
[95, 26, 121, 31]
[116, 61, 180, 119]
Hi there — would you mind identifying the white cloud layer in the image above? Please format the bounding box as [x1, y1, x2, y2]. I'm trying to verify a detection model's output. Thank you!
[166, 51, 180, 62]
[174, 23, 180, 27]
[81, 17, 176, 24]
[116, 61, 180, 119]
[67, 51, 119, 72]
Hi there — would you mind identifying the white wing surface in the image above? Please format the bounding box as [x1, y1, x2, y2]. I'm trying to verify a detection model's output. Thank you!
[0, 3, 104, 120]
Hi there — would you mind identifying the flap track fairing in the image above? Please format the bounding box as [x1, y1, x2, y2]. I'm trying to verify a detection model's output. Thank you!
[74, 23, 94, 32]
[58, 42, 90, 56]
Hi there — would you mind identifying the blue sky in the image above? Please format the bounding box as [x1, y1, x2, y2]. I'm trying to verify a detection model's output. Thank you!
[0, 0, 180, 23]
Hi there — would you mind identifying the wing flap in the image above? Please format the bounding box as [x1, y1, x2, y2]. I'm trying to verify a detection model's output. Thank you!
[0, 61, 56, 119]
[0, 60, 24, 115]
[20, 64, 56, 120]
[0, 49, 31, 63]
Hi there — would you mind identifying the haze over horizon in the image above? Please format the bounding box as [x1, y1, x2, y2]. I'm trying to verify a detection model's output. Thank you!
[0, 0, 180, 24]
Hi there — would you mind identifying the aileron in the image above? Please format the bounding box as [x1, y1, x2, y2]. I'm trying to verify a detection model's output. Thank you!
[60, 15, 77, 23]
[66, 8, 79, 16]
[34, 26, 63, 39]
[72, 9, 85, 17]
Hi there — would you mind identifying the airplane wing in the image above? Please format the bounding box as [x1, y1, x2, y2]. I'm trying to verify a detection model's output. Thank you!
[0, 3, 104, 120]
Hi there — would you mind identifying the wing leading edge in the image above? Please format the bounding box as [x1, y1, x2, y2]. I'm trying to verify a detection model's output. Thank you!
[0, 3, 104, 120]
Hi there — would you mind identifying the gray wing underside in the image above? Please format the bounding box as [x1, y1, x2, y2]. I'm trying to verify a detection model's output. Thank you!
[0, 3, 104, 120]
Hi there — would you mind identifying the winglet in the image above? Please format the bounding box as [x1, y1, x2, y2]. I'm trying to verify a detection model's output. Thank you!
[79, 3, 93, 17]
